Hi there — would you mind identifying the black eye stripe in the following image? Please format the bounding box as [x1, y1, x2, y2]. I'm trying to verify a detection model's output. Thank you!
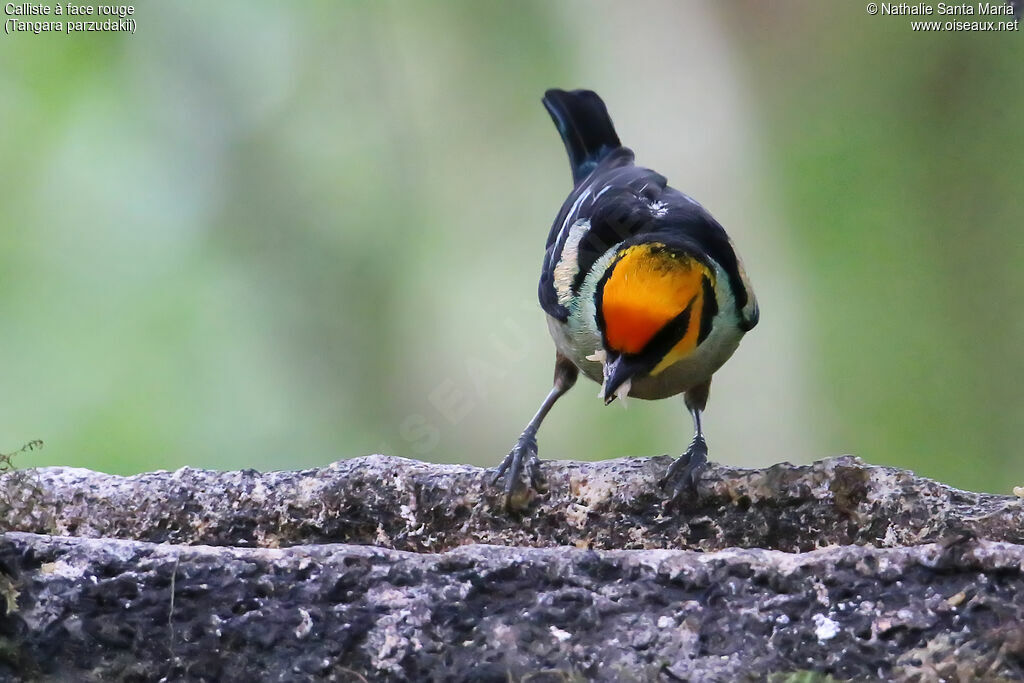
[697, 275, 718, 346]
[640, 293, 698, 360]
[595, 246, 715, 361]
[596, 291, 700, 379]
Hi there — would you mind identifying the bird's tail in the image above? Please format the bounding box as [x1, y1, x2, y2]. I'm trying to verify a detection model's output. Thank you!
[543, 89, 621, 185]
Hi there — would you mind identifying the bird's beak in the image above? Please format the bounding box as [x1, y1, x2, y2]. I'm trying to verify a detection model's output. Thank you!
[599, 352, 639, 405]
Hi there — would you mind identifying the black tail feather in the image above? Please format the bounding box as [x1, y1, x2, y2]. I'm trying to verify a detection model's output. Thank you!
[543, 89, 621, 185]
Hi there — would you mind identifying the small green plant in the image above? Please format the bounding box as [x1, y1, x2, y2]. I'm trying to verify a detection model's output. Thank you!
[0, 439, 43, 473]
[0, 439, 45, 532]
[766, 673, 843, 683]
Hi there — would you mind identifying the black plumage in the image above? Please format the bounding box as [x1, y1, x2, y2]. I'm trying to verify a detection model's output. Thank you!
[538, 91, 755, 331]
[492, 88, 759, 509]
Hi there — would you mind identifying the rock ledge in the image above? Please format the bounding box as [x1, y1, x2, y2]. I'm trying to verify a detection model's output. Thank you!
[1, 455, 1023, 681]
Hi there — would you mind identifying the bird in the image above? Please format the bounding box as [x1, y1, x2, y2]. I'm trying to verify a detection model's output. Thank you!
[490, 88, 759, 508]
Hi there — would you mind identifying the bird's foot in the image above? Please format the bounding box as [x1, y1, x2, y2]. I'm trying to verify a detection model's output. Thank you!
[489, 432, 546, 511]
[661, 435, 708, 506]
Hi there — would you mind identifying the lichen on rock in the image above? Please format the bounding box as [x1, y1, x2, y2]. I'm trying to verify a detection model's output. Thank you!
[1, 455, 1023, 680]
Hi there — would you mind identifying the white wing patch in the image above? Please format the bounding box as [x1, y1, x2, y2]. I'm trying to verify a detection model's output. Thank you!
[647, 200, 668, 218]
[553, 219, 590, 306]
[565, 187, 592, 229]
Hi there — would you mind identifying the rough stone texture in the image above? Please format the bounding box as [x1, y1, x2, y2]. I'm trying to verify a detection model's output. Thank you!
[2, 533, 1024, 682]
[2, 455, 1023, 553]
[1, 455, 1024, 681]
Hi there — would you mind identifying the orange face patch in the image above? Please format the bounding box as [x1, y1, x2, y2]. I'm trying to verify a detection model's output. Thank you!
[600, 243, 712, 366]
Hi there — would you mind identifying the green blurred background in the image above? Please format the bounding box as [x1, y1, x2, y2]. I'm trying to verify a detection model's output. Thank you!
[0, 1, 1020, 493]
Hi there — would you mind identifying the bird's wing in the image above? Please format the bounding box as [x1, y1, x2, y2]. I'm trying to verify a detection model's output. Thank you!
[539, 154, 669, 321]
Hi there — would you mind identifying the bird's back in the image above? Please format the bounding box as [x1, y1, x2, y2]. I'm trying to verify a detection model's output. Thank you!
[540, 150, 748, 325]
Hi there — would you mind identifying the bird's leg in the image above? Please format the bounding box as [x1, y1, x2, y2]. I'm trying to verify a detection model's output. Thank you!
[491, 354, 577, 509]
[663, 407, 708, 500]
[662, 381, 711, 503]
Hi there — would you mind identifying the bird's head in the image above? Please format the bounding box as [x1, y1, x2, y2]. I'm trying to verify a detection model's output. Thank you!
[591, 240, 717, 404]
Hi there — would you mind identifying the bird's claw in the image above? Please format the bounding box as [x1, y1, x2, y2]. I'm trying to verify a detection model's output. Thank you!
[490, 433, 546, 510]
[661, 435, 708, 506]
